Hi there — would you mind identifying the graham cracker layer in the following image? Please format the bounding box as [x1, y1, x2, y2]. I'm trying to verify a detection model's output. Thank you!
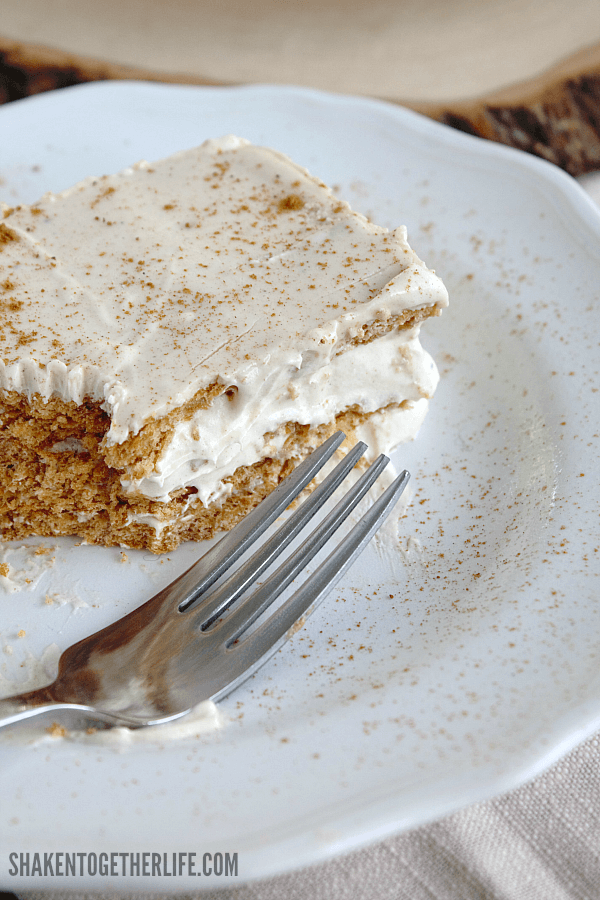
[0, 389, 395, 553]
[341, 304, 441, 352]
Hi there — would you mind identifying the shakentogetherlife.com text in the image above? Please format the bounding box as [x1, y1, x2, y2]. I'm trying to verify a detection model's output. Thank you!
[8, 851, 239, 879]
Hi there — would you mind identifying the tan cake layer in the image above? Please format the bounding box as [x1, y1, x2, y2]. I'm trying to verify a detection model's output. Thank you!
[0, 390, 404, 553]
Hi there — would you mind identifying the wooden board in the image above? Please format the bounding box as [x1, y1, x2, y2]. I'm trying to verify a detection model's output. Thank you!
[2, 0, 600, 176]
[413, 43, 600, 176]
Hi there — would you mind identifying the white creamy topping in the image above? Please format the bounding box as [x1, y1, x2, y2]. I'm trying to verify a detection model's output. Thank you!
[125, 327, 439, 503]
[0, 137, 447, 503]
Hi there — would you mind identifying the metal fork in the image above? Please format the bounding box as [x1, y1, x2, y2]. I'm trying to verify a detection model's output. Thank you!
[0, 432, 409, 731]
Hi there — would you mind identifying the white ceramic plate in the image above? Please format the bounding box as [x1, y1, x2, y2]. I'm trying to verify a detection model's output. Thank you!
[1, 82, 599, 892]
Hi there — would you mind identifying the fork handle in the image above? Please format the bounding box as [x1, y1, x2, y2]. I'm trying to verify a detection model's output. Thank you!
[0, 697, 81, 729]
[0, 697, 144, 731]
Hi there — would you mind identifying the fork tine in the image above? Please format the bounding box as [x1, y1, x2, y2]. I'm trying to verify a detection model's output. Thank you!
[174, 430, 346, 612]
[193, 440, 368, 628]
[220, 454, 395, 644]
[211, 469, 410, 701]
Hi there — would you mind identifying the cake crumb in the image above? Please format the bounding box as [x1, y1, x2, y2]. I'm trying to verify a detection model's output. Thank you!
[46, 722, 67, 738]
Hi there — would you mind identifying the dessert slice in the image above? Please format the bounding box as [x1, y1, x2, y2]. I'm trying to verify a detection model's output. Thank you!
[0, 136, 448, 552]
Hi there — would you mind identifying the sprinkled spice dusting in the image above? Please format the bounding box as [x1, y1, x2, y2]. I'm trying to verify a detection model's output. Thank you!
[0, 222, 19, 247]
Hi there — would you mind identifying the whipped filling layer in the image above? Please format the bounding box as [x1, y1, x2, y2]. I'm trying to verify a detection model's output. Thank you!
[0, 136, 447, 504]
[126, 326, 439, 504]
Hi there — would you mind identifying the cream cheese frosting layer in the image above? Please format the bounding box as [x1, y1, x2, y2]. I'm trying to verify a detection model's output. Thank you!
[0, 136, 448, 446]
[122, 326, 439, 503]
